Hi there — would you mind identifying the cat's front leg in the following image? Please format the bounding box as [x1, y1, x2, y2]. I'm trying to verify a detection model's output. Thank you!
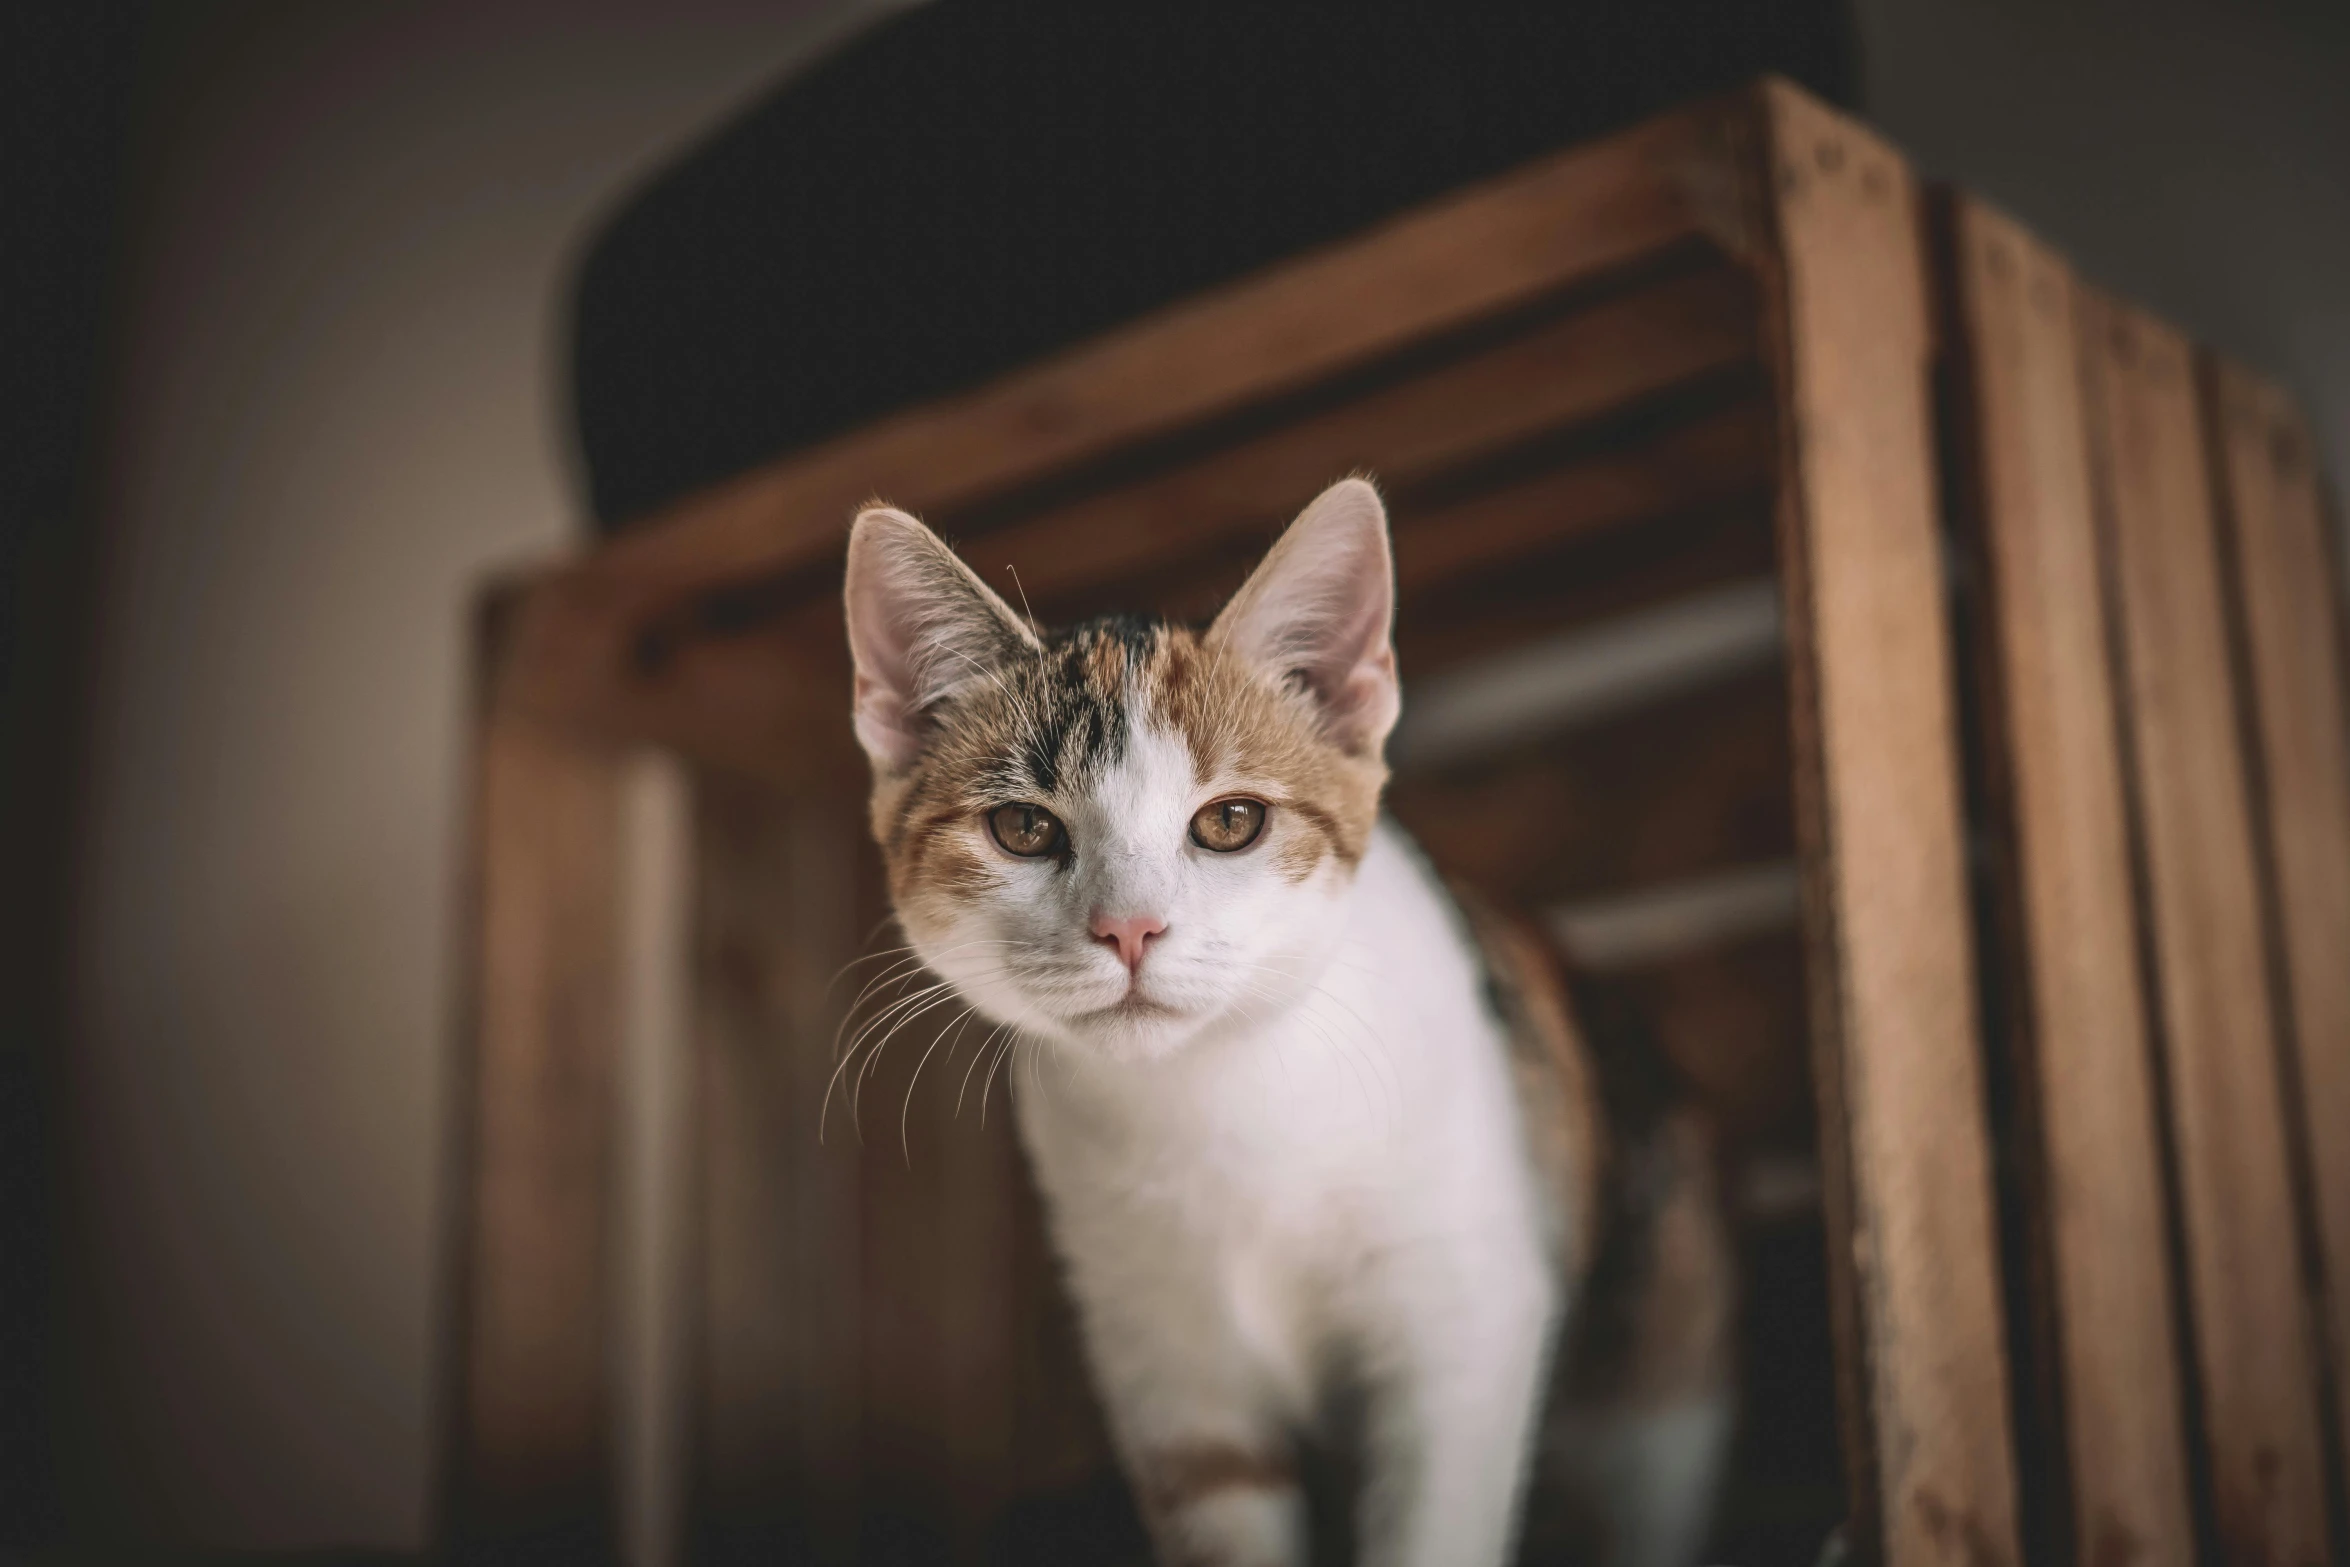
[1063, 1250, 1309, 1567]
[1086, 1324, 1307, 1567]
[1353, 1234, 1557, 1567]
[1126, 1432, 1306, 1567]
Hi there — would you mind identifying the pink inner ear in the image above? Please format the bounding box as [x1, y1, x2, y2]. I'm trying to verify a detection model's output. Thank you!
[844, 536, 932, 770]
[1212, 479, 1400, 754]
[1331, 648, 1400, 753]
[852, 668, 925, 773]
[843, 506, 1037, 773]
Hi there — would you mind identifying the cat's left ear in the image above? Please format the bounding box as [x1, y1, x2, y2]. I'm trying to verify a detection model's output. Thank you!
[1208, 477, 1399, 756]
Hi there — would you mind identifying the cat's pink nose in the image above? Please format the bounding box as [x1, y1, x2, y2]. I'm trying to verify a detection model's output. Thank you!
[1089, 912, 1167, 974]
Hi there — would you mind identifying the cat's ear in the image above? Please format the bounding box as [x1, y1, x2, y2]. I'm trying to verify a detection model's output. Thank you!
[1208, 477, 1399, 756]
[843, 505, 1039, 772]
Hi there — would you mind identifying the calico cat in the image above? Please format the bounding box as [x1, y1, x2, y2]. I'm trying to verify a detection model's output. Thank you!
[841, 478, 1733, 1567]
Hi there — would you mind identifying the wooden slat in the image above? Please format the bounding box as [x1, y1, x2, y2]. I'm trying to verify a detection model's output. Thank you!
[1941, 198, 2196, 1567]
[1757, 82, 2024, 1567]
[838, 861, 1062, 1562]
[2206, 357, 2350, 1520]
[851, 974, 1030, 1564]
[1392, 394, 1774, 594]
[1393, 576, 1781, 767]
[1028, 396, 1773, 650]
[689, 776, 869, 1558]
[1549, 858, 1800, 971]
[618, 620, 867, 793]
[999, 264, 1757, 617]
[1390, 665, 1791, 908]
[689, 778, 1112, 1564]
[1398, 498, 1778, 678]
[2079, 291, 2332, 1567]
[445, 703, 625, 1555]
[614, 756, 694, 1567]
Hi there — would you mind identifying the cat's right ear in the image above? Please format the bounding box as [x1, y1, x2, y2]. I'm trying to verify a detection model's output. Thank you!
[843, 506, 1039, 773]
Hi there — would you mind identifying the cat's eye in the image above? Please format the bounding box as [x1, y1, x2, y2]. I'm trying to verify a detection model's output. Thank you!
[1190, 797, 1267, 853]
[987, 802, 1066, 858]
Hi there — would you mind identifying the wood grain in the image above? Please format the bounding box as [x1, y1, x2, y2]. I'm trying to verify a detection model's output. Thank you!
[2080, 291, 2331, 1567]
[1391, 394, 1774, 596]
[1397, 498, 1779, 681]
[445, 704, 625, 1553]
[1034, 411, 1775, 675]
[1389, 665, 1792, 908]
[688, 776, 869, 1558]
[1941, 198, 2196, 1567]
[992, 264, 1758, 616]
[689, 775, 1104, 1564]
[1757, 82, 2024, 1567]
[2205, 357, 2350, 1528]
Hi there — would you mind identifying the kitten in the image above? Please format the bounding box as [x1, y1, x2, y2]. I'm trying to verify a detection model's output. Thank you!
[842, 478, 1733, 1567]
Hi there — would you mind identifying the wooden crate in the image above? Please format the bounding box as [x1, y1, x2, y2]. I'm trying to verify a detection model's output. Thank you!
[440, 78, 2350, 1566]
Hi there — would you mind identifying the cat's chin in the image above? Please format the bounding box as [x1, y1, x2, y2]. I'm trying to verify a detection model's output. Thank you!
[1046, 995, 1215, 1062]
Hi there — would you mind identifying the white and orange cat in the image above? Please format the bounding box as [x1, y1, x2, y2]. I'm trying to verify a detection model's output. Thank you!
[842, 479, 1732, 1567]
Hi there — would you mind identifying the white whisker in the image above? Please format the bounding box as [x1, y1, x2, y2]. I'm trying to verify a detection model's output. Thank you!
[899, 1001, 979, 1163]
[851, 981, 974, 1138]
[957, 1019, 1012, 1120]
[979, 1026, 1022, 1128]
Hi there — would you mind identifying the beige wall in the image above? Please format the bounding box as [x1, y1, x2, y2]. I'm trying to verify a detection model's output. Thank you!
[67, 3, 888, 1550]
[1855, 0, 2350, 494]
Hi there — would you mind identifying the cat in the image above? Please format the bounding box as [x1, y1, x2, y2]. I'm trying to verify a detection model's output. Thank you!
[841, 477, 1733, 1567]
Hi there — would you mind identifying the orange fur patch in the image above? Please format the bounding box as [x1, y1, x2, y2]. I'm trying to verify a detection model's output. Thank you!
[1140, 1442, 1298, 1508]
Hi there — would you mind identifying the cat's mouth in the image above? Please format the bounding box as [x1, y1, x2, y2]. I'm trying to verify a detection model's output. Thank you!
[1077, 991, 1184, 1024]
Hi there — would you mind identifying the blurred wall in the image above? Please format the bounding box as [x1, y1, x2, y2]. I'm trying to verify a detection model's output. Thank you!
[1856, 0, 2350, 492]
[65, 3, 891, 1551]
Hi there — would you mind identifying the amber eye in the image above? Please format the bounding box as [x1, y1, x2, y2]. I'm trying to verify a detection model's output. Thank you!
[1190, 797, 1268, 853]
[987, 802, 1065, 858]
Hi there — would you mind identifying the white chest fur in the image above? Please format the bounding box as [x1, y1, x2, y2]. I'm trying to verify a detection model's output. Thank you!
[1014, 823, 1563, 1566]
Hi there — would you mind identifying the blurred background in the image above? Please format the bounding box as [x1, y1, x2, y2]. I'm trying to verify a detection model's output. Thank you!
[4, 1, 2346, 1561]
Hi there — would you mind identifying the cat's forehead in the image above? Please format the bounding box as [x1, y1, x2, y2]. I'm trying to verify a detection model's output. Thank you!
[982, 612, 1193, 797]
